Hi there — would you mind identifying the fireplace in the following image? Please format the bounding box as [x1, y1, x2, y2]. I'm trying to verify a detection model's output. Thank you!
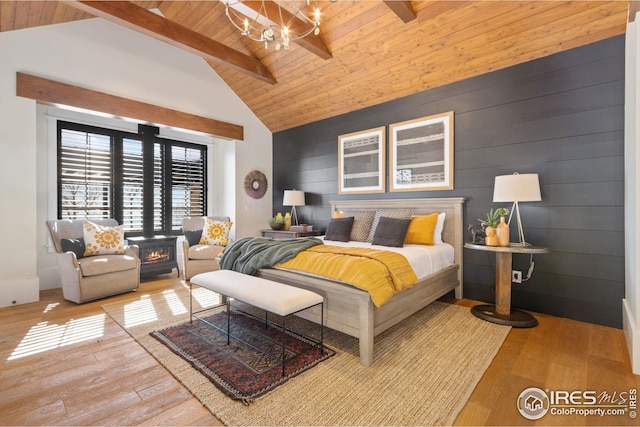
[128, 236, 178, 277]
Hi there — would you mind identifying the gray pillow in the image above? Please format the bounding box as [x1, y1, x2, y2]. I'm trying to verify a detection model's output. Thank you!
[61, 238, 85, 259]
[324, 217, 354, 242]
[367, 208, 414, 242]
[184, 229, 203, 246]
[371, 217, 411, 247]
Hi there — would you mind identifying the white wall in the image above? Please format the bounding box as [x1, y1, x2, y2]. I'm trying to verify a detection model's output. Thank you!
[0, 18, 273, 306]
[624, 15, 640, 375]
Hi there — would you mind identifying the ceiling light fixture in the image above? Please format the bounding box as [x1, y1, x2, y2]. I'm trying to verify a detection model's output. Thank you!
[224, 0, 321, 51]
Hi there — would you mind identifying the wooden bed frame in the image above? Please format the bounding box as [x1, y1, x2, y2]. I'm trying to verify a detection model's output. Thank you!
[257, 197, 466, 366]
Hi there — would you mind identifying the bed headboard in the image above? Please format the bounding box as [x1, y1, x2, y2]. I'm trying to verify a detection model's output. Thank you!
[329, 197, 466, 294]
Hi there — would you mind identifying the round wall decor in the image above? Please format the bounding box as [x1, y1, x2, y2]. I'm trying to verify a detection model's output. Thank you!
[244, 170, 268, 199]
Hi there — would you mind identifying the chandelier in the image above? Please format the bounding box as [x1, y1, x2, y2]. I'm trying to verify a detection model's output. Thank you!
[224, 0, 321, 51]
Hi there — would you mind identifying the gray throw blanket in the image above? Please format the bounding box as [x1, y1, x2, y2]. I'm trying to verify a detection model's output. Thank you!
[219, 236, 323, 275]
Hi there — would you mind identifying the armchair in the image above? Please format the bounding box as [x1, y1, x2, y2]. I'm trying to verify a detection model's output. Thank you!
[181, 216, 232, 280]
[47, 219, 141, 303]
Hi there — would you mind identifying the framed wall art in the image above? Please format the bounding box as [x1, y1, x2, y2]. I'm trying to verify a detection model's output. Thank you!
[338, 126, 386, 194]
[389, 111, 454, 192]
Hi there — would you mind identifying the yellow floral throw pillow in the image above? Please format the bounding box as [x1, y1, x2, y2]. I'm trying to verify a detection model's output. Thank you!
[199, 218, 233, 246]
[83, 221, 126, 256]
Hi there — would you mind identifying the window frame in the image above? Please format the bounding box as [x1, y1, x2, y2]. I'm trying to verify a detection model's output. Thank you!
[57, 121, 207, 237]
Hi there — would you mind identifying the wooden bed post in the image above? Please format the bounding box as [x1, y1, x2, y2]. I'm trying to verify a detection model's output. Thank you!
[359, 298, 375, 366]
[453, 199, 464, 299]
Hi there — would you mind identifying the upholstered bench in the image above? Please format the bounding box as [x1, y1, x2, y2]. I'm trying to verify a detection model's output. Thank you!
[189, 270, 324, 376]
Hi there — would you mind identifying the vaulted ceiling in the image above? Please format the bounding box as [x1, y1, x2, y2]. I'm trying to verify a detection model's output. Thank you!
[0, 1, 631, 133]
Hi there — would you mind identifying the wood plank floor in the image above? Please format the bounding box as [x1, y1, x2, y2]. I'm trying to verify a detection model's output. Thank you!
[0, 276, 636, 426]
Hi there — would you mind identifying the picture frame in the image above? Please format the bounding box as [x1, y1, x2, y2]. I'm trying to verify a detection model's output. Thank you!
[338, 126, 386, 194]
[389, 111, 454, 192]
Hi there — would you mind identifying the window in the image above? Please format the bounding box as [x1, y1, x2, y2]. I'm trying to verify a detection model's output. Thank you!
[58, 121, 207, 236]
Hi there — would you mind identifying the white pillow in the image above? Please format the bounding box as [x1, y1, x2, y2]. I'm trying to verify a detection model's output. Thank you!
[199, 218, 233, 246]
[434, 212, 446, 244]
[83, 220, 125, 256]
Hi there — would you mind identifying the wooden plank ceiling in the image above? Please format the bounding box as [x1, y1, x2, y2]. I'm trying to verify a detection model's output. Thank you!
[1, 1, 630, 133]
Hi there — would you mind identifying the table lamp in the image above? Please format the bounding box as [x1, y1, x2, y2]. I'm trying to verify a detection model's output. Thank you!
[492, 173, 541, 246]
[283, 190, 305, 226]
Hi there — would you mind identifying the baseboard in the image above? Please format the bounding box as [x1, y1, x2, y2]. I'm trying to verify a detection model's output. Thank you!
[0, 277, 39, 308]
[622, 298, 640, 375]
[38, 266, 61, 290]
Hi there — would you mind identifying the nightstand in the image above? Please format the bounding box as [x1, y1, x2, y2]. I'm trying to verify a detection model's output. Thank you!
[464, 243, 549, 327]
[260, 229, 322, 239]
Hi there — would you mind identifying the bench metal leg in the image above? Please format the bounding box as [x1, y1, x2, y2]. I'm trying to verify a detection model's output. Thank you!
[282, 316, 286, 376]
[320, 302, 324, 348]
[226, 297, 231, 345]
[189, 281, 193, 323]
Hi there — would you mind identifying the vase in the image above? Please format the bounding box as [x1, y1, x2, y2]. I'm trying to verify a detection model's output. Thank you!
[284, 212, 291, 231]
[484, 226, 498, 246]
[496, 216, 510, 247]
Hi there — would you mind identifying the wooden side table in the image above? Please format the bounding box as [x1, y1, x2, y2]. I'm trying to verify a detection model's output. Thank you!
[260, 229, 322, 239]
[464, 243, 549, 327]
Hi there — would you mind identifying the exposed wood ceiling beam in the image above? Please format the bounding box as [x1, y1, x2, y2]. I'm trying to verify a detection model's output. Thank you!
[229, 0, 332, 59]
[16, 72, 244, 140]
[65, 0, 276, 84]
[630, 1, 640, 22]
[383, 1, 416, 23]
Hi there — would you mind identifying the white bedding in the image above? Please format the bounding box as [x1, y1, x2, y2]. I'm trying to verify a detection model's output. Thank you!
[317, 237, 455, 281]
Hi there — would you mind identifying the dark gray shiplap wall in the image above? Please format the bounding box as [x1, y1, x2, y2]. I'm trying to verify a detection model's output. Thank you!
[272, 36, 625, 328]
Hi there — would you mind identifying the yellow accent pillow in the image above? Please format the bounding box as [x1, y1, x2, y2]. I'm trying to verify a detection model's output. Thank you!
[82, 220, 125, 256]
[332, 210, 345, 218]
[404, 213, 439, 245]
[199, 218, 233, 246]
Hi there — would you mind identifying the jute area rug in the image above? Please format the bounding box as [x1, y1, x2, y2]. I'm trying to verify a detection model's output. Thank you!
[102, 285, 510, 426]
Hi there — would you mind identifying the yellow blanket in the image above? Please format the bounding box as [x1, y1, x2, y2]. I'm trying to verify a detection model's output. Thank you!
[275, 245, 418, 307]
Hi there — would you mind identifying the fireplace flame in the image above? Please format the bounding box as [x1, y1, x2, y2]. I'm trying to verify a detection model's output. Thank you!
[145, 250, 170, 263]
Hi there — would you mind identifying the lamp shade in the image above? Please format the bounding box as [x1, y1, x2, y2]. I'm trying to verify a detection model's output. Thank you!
[283, 190, 305, 206]
[493, 173, 541, 202]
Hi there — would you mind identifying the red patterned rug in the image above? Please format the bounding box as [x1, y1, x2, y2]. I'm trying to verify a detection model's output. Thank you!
[150, 310, 335, 404]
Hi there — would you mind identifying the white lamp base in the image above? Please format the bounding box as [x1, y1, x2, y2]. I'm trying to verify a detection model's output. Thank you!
[507, 201, 531, 246]
[290, 206, 299, 226]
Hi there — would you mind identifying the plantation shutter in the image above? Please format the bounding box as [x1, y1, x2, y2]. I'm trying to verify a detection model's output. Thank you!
[170, 145, 206, 231]
[153, 143, 164, 232]
[121, 138, 144, 232]
[59, 129, 113, 220]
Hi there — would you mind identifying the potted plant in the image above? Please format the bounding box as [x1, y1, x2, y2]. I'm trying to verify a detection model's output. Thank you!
[269, 214, 285, 230]
[478, 209, 500, 246]
[478, 208, 510, 246]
